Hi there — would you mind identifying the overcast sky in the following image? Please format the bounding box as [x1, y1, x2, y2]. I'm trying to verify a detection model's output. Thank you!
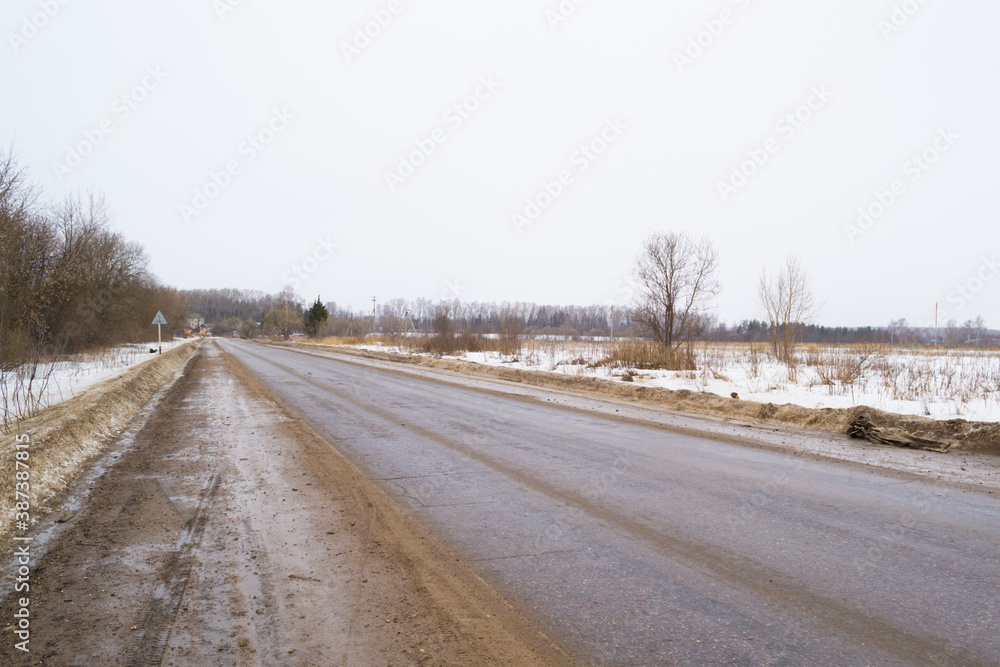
[3, 0, 998, 327]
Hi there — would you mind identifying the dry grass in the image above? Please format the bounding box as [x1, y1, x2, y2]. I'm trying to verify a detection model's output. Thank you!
[806, 342, 884, 393]
[316, 335, 369, 347]
[589, 339, 696, 371]
[313, 331, 526, 358]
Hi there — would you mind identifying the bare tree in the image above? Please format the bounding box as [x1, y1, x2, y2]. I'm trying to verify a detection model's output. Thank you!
[497, 310, 523, 357]
[630, 232, 720, 355]
[961, 316, 987, 346]
[379, 297, 408, 338]
[0, 146, 39, 225]
[973, 315, 988, 346]
[262, 286, 302, 339]
[945, 319, 959, 346]
[427, 307, 456, 355]
[758, 256, 817, 363]
[887, 318, 909, 345]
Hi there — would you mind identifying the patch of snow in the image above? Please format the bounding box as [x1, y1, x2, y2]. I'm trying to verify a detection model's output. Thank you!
[1, 340, 191, 421]
[346, 342, 1000, 423]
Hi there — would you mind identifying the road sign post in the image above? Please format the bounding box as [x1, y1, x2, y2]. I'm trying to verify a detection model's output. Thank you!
[151, 311, 168, 354]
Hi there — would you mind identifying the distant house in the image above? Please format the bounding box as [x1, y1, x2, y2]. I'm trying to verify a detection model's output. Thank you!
[188, 313, 205, 329]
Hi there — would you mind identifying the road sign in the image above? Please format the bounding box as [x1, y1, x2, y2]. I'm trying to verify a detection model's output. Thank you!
[151, 311, 167, 353]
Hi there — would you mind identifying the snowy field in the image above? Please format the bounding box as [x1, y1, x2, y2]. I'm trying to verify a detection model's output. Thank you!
[351, 340, 1000, 423]
[1, 340, 190, 424]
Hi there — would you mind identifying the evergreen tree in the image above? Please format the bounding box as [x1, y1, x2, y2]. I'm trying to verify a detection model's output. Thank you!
[304, 296, 329, 338]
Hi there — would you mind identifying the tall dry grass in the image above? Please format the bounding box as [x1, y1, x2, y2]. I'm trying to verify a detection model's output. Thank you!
[590, 339, 696, 371]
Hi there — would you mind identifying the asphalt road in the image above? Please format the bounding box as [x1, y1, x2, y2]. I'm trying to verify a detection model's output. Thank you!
[221, 340, 1000, 666]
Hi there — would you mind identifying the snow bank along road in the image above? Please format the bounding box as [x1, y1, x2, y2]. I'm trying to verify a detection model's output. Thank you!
[222, 340, 1000, 665]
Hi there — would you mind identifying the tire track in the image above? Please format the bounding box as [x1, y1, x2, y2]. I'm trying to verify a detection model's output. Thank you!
[238, 519, 283, 665]
[125, 471, 221, 666]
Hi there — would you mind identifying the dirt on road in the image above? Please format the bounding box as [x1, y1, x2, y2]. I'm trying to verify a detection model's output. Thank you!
[1, 343, 567, 666]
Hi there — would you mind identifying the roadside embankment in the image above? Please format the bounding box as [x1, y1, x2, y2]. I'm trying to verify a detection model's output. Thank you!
[0, 341, 200, 555]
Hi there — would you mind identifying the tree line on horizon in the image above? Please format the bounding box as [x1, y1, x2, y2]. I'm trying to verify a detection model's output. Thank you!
[4, 141, 991, 376]
[183, 289, 995, 349]
[186, 231, 996, 369]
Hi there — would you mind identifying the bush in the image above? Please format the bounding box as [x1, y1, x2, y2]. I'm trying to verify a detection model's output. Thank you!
[497, 314, 523, 356]
[424, 312, 457, 356]
[592, 339, 696, 371]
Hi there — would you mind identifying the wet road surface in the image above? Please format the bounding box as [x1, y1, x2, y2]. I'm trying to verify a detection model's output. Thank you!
[223, 340, 1000, 666]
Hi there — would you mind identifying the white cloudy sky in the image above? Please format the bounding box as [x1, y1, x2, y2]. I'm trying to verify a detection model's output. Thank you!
[3, 0, 998, 327]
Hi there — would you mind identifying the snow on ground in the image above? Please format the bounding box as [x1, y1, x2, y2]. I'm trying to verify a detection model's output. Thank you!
[0, 340, 190, 421]
[352, 341, 1000, 423]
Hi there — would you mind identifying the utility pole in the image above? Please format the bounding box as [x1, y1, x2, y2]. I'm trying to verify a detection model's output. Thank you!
[610, 305, 615, 342]
[934, 303, 939, 350]
[362, 297, 377, 337]
[398, 309, 417, 336]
